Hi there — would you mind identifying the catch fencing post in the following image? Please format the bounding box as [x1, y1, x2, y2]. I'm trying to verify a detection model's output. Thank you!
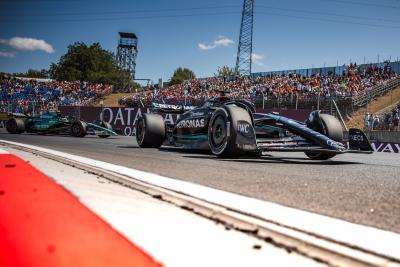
[100, 100, 104, 122]
[262, 92, 266, 110]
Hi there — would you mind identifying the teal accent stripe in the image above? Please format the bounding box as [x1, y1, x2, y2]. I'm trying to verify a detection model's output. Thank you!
[174, 134, 207, 139]
[255, 125, 282, 131]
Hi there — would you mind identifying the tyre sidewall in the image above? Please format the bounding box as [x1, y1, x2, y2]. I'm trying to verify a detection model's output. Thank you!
[136, 114, 165, 148]
[306, 114, 343, 160]
[6, 118, 25, 134]
[208, 105, 253, 157]
[71, 121, 87, 137]
[208, 108, 230, 156]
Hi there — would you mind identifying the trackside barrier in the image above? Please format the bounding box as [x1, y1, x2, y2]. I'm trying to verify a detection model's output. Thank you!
[344, 131, 400, 144]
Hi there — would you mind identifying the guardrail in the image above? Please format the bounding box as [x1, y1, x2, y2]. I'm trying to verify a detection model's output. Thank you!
[352, 77, 400, 108]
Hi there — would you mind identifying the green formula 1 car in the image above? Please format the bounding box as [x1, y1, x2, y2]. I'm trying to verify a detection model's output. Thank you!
[2, 111, 117, 138]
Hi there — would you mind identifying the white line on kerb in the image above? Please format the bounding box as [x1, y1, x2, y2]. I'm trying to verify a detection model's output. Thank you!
[0, 148, 10, 154]
[1, 139, 400, 260]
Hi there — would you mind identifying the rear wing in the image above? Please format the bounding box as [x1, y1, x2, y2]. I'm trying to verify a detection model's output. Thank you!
[150, 103, 196, 114]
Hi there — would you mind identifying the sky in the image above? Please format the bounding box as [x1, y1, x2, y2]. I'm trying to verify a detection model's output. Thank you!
[0, 0, 399, 83]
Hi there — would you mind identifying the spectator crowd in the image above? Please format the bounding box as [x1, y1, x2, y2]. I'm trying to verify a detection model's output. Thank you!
[0, 77, 112, 114]
[122, 64, 398, 107]
[365, 105, 400, 131]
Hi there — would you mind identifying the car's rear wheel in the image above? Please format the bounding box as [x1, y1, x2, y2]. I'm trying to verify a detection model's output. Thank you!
[6, 118, 25, 134]
[136, 114, 165, 148]
[98, 122, 113, 138]
[208, 105, 252, 158]
[305, 114, 343, 160]
[71, 121, 87, 137]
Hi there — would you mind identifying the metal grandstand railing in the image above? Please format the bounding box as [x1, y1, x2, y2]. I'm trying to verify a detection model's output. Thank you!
[352, 77, 400, 108]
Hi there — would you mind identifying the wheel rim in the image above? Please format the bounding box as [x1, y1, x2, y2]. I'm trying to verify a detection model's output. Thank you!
[211, 115, 227, 149]
[8, 120, 17, 133]
[72, 124, 81, 136]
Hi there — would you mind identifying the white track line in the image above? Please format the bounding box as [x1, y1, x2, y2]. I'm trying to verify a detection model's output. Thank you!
[1, 139, 400, 260]
[0, 148, 10, 154]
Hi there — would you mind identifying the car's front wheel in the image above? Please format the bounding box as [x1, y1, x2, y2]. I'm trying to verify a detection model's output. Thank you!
[208, 105, 253, 158]
[305, 114, 343, 160]
[70, 121, 87, 137]
[98, 122, 113, 138]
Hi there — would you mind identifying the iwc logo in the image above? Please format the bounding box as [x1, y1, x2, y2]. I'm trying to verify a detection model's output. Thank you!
[237, 123, 250, 134]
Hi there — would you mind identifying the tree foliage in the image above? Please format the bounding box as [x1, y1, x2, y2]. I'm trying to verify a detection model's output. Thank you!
[25, 69, 49, 78]
[215, 66, 238, 77]
[169, 67, 196, 85]
[49, 42, 134, 91]
[11, 69, 49, 79]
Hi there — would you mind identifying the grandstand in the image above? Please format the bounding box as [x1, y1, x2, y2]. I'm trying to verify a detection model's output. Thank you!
[0, 77, 111, 114]
[118, 61, 400, 131]
[121, 62, 399, 107]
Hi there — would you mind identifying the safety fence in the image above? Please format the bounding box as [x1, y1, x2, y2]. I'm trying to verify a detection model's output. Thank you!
[252, 61, 400, 78]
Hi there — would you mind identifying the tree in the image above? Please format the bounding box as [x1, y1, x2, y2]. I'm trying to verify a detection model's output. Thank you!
[11, 69, 49, 79]
[215, 66, 237, 77]
[49, 42, 132, 91]
[25, 69, 49, 78]
[169, 67, 196, 85]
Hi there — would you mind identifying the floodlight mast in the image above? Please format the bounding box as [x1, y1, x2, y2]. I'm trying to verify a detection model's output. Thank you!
[117, 32, 138, 79]
[235, 0, 254, 76]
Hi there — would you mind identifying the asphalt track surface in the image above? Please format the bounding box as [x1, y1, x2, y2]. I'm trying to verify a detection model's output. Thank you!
[1, 129, 400, 234]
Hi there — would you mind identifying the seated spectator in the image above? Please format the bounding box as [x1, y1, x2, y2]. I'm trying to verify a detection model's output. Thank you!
[0, 77, 112, 114]
[121, 63, 399, 109]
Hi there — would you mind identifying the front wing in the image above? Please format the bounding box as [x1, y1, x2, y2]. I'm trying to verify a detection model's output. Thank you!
[236, 115, 373, 155]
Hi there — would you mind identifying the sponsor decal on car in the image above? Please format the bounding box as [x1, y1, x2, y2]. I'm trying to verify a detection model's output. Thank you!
[236, 121, 254, 137]
[153, 103, 196, 111]
[236, 120, 256, 150]
[176, 119, 205, 129]
[191, 112, 204, 116]
[350, 134, 364, 141]
[237, 122, 250, 134]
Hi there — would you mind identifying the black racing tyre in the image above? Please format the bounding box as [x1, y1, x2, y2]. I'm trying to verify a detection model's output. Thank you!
[136, 114, 165, 148]
[208, 105, 252, 158]
[305, 114, 343, 160]
[70, 121, 87, 137]
[98, 122, 112, 138]
[6, 118, 25, 134]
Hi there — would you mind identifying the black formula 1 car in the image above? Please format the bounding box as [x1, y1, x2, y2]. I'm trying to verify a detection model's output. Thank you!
[136, 96, 373, 159]
[2, 111, 117, 138]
